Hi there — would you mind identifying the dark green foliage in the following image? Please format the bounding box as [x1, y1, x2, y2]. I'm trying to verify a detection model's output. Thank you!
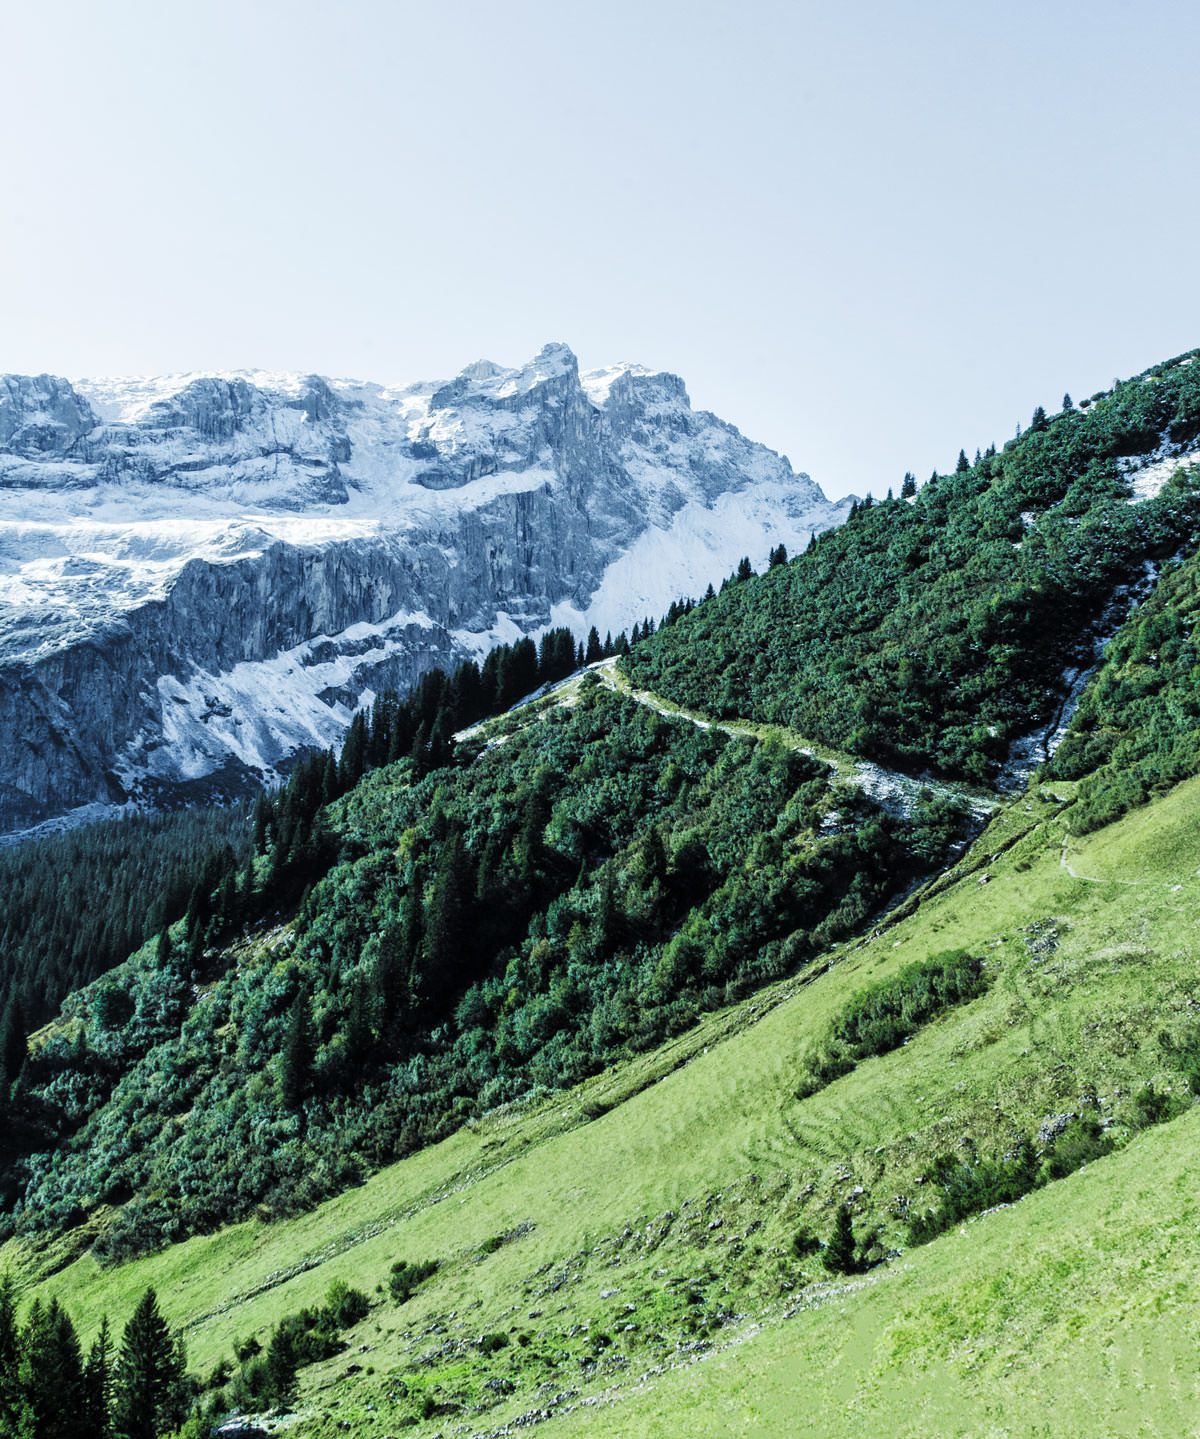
[279, 982, 315, 1110]
[1037, 1114, 1113, 1182]
[0, 803, 251, 1043]
[906, 1141, 1040, 1246]
[791, 1227, 820, 1260]
[906, 1108, 1127, 1246]
[111, 1287, 187, 1439]
[1127, 1082, 1184, 1131]
[804, 950, 987, 1090]
[1047, 542, 1200, 831]
[626, 354, 1200, 784]
[12, 681, 946, 1255]
[0, 1282, 199, 1439]
[823, 1204, 859, 1274]
[215, 1278, 368, 1413]
[480, 1332, 509, 1354]
[388, 1259, 439, 1305]
[323, 1279, 370, 1330]
[82, 1317, 114, 1439]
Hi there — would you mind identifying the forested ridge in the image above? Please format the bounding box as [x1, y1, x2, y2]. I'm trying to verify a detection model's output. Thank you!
[0, 806, 253, 1077]
[5, 678, 964, 1256]
[626, 351, 1200, 782]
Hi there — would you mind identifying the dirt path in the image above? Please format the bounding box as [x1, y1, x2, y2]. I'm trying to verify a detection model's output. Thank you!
[588, 659, 995, 822]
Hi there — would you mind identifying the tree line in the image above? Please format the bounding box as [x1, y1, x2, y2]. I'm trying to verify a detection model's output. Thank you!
[0, 1281, 187, 1439]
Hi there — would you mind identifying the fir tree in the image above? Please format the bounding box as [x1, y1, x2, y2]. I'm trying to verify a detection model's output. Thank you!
[112, 1288, 184, 1439]
[0, 996, 27, 1089]
[900, 471, 917, 498]
[955, 449, 970, 473]
[83, 1317, 114, 1439]
[280, 984, 314, 1110]
[0, 1275, 25, 1435]
[21, 1297, 86, 1439]
[823, 1204, 858, 1274]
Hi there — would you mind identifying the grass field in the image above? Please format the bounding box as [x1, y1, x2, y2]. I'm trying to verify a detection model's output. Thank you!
[10, 773, 1200, 1437]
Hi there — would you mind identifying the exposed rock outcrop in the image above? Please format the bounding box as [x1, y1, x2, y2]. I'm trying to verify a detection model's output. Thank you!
[0, 344, 848, 832]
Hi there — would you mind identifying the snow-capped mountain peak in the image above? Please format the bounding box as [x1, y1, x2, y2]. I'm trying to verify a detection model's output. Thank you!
[0, 345, 849, 834]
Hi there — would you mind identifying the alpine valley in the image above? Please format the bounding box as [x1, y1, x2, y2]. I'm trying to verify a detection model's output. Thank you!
[3, 350, 1200, 1439]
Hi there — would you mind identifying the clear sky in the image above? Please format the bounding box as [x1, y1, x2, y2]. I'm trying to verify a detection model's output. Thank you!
[4, 0, 1199, 499]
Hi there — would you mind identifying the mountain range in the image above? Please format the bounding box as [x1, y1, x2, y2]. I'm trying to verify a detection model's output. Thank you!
[0, 343, 846, 834]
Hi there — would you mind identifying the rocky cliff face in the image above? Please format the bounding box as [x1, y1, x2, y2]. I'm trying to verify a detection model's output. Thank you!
[0, 344, 848, 833]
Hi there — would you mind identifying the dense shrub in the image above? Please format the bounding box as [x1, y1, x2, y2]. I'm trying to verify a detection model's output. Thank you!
[1048, 543, 1200, 832]
[802, 950, 988, 1091]
[389, 1258, 439, 1304]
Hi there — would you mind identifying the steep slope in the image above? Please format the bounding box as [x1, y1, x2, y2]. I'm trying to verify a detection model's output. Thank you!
[15, 762, 1200, 1438]
[0, 345, 845, 832]
[627, 352, 1200, 784]
[6, 675, 967, 1252]
[8, 347, 1200, 1436]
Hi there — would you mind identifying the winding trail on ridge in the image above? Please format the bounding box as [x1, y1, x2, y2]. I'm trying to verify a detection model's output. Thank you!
[587, 658, 995, 822]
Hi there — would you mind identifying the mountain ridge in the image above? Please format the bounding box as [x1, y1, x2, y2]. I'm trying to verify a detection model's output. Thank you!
[0, 344, 847, 833]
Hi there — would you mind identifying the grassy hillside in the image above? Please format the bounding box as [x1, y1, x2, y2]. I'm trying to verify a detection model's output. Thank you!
[9, 350, 1200, 1436]
[13, 765, 1200, 1435]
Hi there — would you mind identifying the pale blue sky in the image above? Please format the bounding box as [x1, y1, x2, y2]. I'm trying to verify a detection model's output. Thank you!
[3, 0, 1199, 498]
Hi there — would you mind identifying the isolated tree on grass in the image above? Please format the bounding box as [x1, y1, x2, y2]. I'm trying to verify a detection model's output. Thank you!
[823, 1203, 858, 1275]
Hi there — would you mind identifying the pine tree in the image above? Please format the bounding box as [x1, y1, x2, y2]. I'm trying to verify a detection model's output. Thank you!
[955, 449, 970, 473]
[338, 710, 368, 790]
[900, 471, 917, 498]
[1029, 404, 1049, 433]
[1062, 392, 1073, 410]
[423, 830, 474, 1006]
[20, 1297, 86, 1439]
[264, 1325, 298, 1406]
[823, 1204, 858, 1274]
[0, 996, 27, 1089]
[0, 1274, 26, 1435]
[584, 627, 603, 665]
[83, 1317, 114, 1439]
[112, 1288, 183, 1439]
[280, 984, 314, 1110]
[736, 555, 754, 582]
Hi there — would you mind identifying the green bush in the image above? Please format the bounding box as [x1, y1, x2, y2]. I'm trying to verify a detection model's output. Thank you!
[805, 950, 988, 1090]
[324, 1278, 370, 1328]
[388, 1258, 439, 1305]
